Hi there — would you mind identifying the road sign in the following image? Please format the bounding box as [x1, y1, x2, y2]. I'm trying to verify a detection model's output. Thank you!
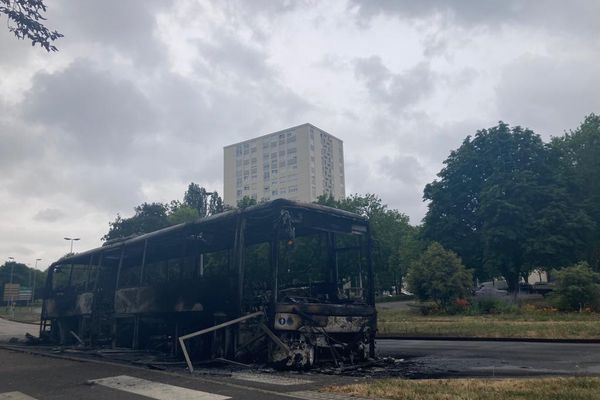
[3, 283, 20, 302]
[18, 288, 32, 301]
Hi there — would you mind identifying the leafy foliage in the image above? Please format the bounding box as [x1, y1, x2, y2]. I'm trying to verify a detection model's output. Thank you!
[317, 193, 422, 293]
[423, 122, 593, 291]
[0, 0, 62, 51]
[103, 183, 225, 241]
[407, 242, 473, 309]
[237, 196, 258, 209]
[553, 262, 600, 312]
[552, 114, 600, 271]
[0, 261, 46, 298]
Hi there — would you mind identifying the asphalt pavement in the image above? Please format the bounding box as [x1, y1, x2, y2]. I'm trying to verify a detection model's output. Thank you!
[0, 317, 36, 341]
[3, 316, 600, 399]
[377, 338, 600, 377]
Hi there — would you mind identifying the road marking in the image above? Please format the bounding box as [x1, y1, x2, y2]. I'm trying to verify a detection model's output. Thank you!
[89, 375, 230, 400]
[0, 393, 38, 400]
[232, 372, 313, 386]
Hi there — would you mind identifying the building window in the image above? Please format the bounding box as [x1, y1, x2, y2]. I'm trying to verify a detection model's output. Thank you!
[236, 189, 242, 197]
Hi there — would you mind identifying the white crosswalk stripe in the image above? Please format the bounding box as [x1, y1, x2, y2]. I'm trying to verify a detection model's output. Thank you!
[89, 375, 230, 400]
[0, 392, 38, 400]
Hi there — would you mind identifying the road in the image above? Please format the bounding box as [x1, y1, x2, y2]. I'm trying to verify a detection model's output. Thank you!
[3, 315, 600, 399]
[0, 317, 37, 341]
[0, 347, 360, 400]
[377, 338, 600, 377]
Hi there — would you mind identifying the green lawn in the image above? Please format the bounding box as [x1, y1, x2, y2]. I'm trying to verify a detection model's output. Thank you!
[377, 305, 600, 339]
[325, 377, 600, 400]
[0, 305, 41, 324]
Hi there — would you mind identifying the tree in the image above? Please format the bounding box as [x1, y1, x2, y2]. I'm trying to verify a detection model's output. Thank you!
[237, 196, 257, 209]
[407, 242, 473, 310]
[423, 122, 593, 292]
[553, 262, 600, 311]
[167, 203, 200, 225]
[317, 193, 422, 293]
[103, 184, 227, 241]
[1, 0, 62, 51]
[0, 261, 46, 299]
[208, 191, 225, 215]
[552, 114, 600, 270]
[183, 183, 209, 218]
[103, 202, 170, 242]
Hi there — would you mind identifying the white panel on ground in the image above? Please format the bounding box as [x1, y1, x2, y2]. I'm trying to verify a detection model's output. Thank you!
[0, 392, 38, 400]
[89, 375, 230, 400]
[232, 372, 312, 386]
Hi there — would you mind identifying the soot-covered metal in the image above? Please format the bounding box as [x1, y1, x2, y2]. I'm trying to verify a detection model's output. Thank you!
[40, 199, 376, 369]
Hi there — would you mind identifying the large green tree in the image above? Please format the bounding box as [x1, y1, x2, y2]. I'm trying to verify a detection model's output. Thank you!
[423, 122, 592, 292]
[552, 114, 600, 270]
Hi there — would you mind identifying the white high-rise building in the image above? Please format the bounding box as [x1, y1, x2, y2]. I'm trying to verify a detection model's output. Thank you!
[224, 123, 345, 206]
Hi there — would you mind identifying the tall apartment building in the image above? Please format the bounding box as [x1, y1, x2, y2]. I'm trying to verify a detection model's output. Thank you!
[224, 123, 345, 206]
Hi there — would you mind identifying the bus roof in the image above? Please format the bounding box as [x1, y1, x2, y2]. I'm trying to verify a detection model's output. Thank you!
[52, 199, 368, 268]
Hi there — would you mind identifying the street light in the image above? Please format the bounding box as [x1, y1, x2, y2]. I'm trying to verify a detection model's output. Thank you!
[6, 257, 14, 312]
[64, 237, 80, 254]
[7, 256, 14, 284]
[31, 258, 42, 305]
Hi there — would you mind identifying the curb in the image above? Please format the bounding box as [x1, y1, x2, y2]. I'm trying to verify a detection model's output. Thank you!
[376, 336, 600, 344]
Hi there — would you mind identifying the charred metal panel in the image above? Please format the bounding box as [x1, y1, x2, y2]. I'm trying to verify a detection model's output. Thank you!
[45, 292, 93, 318]
[275, 303, 375, 317]
[274, 313, 370, 333]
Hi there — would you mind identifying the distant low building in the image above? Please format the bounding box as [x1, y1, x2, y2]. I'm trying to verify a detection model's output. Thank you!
[224, 123, 345, 206]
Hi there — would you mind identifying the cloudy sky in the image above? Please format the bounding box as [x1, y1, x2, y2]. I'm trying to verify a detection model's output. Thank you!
[1, 0, 599, 269]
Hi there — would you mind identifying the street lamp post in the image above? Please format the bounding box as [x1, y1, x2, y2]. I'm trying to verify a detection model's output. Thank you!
[31, 258, 42, 307]
[7, 256, 14, 284]
[6, 257, 14, 313]
[64, 237, 80, 254]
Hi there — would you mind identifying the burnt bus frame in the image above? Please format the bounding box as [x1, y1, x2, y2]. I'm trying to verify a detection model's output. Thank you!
[40, 199, 376, 359]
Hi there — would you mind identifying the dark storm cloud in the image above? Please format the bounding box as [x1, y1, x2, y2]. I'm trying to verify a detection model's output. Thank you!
[33, 208, 66, 222]
[354, 56, 435, 111]
[348, 0, 600, 38]
[23, 60, 158, 162]
[496, 55, 600, 137]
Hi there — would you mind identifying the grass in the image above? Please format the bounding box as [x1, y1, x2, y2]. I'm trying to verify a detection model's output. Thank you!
[0, 305, 41, 324]
[377, 305, 600, 339]
[324, 377, 600, 400]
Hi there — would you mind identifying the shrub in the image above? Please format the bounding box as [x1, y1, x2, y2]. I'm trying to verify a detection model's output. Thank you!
[553, 262, 600, 312]
[469, 298, 519, 315]
[407, 242, 473, 311]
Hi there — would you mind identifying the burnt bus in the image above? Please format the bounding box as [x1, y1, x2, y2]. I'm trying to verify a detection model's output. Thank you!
[41, 199, 376, 368]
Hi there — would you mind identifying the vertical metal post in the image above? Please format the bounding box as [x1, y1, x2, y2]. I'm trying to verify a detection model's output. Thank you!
[85, 255, 94, 292]
[270, 232, 280, 307]
[327, 232, 338, 299]
[366, 224, 376, 358]
[139, 239, 148, 285]
[231, 216, 246, 358]
[112, 246, 126, 348]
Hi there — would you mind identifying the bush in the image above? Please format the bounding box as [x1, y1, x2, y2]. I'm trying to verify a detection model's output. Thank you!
[468, 298, 519, 315]
[407, 242, 473, 310]
[552, 262, 600, 312]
